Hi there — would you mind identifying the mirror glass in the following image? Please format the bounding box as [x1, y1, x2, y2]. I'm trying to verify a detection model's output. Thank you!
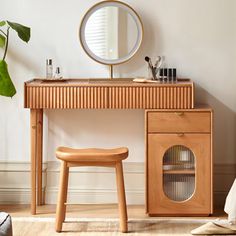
[80, 1, 143, 65]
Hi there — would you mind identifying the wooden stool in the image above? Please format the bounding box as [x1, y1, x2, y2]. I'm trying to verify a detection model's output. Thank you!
[55, 146, 129, 233]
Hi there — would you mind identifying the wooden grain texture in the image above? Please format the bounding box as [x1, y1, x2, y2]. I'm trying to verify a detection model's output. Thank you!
[55, 161, 69, 232]
[30, 109, 44, 214]
[30, 110, 37, 215]
[25, 78, 196, 216]
[145, 107, 213, 216]
[55, 147, 128, 233]
[147, 111, 211, 133]
[24, 79, 194, 109]
[36, 109, 43, 206]
[147, 133, 211, 215]
[210, 110, 214, 214]
[115, 162, 128, 233]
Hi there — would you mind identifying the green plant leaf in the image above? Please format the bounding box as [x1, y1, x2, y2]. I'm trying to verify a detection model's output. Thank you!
[7, 21, 30, 43]
[0, 21, 6, 27]
[0, 60, 16, 97]
[0, 34, 6, 48]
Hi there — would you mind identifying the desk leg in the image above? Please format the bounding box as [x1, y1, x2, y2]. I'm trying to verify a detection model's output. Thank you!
[30, 109, 44, 214]
[37, 109, 43, 206]
[30, 109, 37, 215]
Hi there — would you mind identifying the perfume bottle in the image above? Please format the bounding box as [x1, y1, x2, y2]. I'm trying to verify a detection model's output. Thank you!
[159, 68, 164, 81]
[46, 59, 53, 78]
[163, 68, 168, 82]
[54, 67, 62, 79]
[173, 68, 177, 82]
[168, 68, 172, 82]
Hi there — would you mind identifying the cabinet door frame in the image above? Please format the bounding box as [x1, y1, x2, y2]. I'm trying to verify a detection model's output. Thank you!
[147, 133, 212, 215]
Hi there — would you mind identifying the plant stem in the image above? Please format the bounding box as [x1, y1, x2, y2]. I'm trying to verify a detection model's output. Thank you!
[2, 27, 10, 61]
[0, 29, 7, 37]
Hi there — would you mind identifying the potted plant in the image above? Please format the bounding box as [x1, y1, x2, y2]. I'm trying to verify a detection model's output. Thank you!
[0, 20, 30, 97]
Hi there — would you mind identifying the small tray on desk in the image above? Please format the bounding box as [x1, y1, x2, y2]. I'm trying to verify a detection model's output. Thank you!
[41, 79, 68, 83]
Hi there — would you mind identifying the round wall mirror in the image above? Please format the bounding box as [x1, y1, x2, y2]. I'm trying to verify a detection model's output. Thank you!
[79, 1, 143, 77]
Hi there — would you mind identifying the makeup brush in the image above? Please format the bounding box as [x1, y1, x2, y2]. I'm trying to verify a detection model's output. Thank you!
[154, 56, 163, 73]
[145, 56, 153, 69]
[145, 56, 157, 80]
[154, 56, 162, 69]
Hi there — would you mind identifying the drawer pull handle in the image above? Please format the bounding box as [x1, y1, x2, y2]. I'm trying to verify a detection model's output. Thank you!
[175, 112, 184, 116]
[177, 133, 184, 137]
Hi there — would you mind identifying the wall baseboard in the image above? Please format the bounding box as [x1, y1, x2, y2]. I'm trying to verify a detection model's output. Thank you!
[0, 161, 235, 207]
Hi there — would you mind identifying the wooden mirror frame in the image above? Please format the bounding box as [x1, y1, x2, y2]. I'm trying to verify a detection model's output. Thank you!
[79, 0, 143, 78]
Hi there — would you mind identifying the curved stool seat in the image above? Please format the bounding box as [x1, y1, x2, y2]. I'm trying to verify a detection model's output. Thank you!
[56, 146, 128, 163]
[55, 146, 129, 233]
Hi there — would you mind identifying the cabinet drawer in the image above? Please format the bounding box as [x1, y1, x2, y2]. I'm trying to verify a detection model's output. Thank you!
[147, 111, 211, 133]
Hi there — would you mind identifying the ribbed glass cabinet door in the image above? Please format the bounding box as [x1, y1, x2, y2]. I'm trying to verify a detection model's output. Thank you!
[147, 133, 211, 215]
[163, 145, 195, 202]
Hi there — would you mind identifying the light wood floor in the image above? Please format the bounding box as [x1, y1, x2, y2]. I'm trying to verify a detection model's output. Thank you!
[0, 204, 226, 218]
[0, 204, 227, 236]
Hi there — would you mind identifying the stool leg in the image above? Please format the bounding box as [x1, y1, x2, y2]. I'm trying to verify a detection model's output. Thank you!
[55, 161, 69, 232]
[61, 164, 69, 223]
[115, 161, 128, 233]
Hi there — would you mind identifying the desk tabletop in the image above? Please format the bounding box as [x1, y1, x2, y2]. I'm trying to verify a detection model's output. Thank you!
[25, 78, 193, 87]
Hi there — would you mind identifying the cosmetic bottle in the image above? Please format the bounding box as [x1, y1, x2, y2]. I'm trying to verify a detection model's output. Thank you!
[159, 68, 163, 81]
[173, 68, 177, 82]
[54, 67, 62, 79]
[168, 68, 173, 82]
[163, 68, 168, 82]
[46, 59, 53, 78]
[160, 56, 167, 82]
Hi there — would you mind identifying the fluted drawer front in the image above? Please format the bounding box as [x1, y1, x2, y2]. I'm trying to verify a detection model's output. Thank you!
[24, 82, 194, 109]
[26, 86, 108, 109]
[108, 86, 193, 109]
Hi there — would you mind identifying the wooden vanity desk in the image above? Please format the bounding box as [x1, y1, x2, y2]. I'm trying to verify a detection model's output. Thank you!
[24, 78, 195, 214]
[24, 78, 194, 109]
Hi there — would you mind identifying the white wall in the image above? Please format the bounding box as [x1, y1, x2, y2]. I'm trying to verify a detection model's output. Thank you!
[1, 0, 236, 165]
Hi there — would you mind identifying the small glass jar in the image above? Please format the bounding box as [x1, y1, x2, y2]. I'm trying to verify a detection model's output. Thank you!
[54, 67, 62, 79]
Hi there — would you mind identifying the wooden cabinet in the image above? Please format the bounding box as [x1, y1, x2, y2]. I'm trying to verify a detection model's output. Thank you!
[145, 107, 213, 216]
